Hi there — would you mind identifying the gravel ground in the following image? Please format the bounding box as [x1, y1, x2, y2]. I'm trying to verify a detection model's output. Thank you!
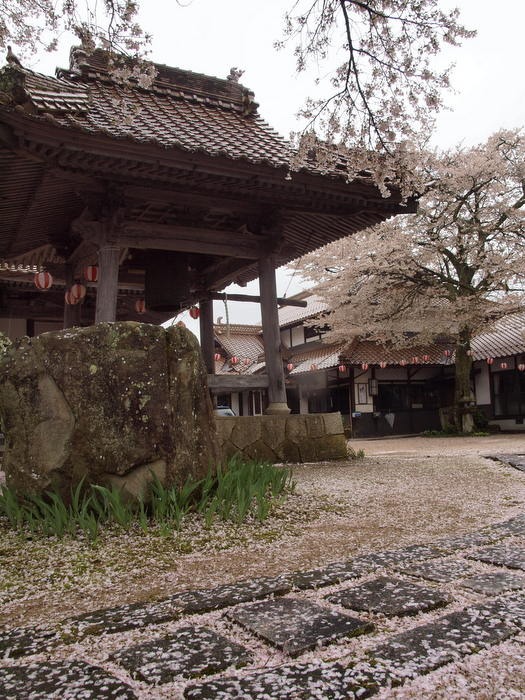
[2, 435, 525, 698]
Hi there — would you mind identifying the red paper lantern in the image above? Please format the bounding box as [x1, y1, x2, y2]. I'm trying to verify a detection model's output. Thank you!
[361, 363, 369, 371]
[189, 306, 200, 319]
[422, 354, 430, 363]
[399, 359, 407, 367]
[70, 283, 86, 301]
[310, 363, 318, 371]
[466, 349, 474, 357]
[444, 349, 452, 358]
[34, 271, 53, 290]
[518, 364, 525, 372]
[338, 364, 346, 373]
[214, 352, 222, 362]
[411, 356, 419, 364]
[230, 356, 239, 365]
[379, 361, 387, 369]
[500, 362, 508, 370]
[286, 363, 294, 371]
[84, 265, 98, 282]
[135, 299, 146, 314]
[64, 290, 78, 305]
[486, 357, 494, 365]
[243, 357, 251, 366]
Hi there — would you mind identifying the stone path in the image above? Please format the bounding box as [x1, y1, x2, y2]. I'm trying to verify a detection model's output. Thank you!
[2, 515, 525, 698]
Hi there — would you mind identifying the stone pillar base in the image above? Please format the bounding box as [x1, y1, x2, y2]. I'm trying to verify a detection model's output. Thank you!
[264, 402, 291, 415]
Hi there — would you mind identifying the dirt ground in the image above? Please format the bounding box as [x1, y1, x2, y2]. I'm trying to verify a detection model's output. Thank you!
[350, 432, 525, 456]
[3, 433, 525, 628]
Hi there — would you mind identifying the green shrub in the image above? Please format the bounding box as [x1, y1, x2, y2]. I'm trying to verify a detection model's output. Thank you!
[0, 457, 294, 540]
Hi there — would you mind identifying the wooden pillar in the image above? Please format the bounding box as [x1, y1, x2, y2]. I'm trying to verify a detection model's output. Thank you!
[63, 263, 81, 329]
[258, 254, 290, 414]
[95, 244, 121, 323]
[199, 298, 215, 374]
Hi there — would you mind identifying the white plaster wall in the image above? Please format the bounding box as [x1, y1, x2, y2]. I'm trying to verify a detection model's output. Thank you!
[291, 325, 304, 347]
[490, 418, 525, 432]
[475, 362, 491, 406]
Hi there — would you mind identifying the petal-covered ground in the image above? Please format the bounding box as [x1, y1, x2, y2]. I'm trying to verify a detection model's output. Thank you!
[1, 434, 525, 698]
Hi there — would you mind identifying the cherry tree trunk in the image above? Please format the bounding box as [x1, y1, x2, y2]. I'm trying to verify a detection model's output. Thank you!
[454, 329, 475, 433]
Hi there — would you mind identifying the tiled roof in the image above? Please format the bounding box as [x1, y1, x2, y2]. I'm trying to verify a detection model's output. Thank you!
[1, 49, 293, 171]
[287, 345, 343, 375]
[278, 293, 329, 328]
[341, 340, 453, 366]
[471, 313, 525, 361]
[214, 325, 264, 362]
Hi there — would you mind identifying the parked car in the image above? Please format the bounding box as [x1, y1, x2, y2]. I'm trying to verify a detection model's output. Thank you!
[214, 406, 236, 417]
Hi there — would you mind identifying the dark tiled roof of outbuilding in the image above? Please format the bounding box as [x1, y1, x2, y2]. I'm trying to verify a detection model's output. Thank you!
[1, 48, 293, 170]
[278, 293, 329, 328]
[470, 313, 525, 361]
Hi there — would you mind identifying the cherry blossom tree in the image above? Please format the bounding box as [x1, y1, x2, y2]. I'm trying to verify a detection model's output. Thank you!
[0, 0, 154, 84]
[280, 0, 474, 194]
[298, 129, 525, 432]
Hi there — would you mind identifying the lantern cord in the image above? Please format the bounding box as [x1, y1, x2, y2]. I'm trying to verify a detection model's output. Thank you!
[223, 293, 230, 337]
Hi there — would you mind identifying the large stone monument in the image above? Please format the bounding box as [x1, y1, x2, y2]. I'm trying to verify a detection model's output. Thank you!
[0, 322, 219, 501]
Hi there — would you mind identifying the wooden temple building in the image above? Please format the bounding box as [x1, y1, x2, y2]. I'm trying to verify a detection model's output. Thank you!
[0, 47, 414, 413]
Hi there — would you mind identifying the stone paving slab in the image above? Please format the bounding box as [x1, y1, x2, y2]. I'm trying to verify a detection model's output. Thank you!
[288, 561, 363, 590]
[394, 558, 475, 583]
[364, 604, 518, 679]
[0, 625, 60, 660]
[351, 543, 447, 571]
[489, 454, 525, 473]
[226, 598, 373, 657]
[327, 576, 450, 617]
[460, 571, 525, 595]
[468, 544, 525, 571]
[485, 514, 525, 537]
[434, 530, 502, 551]
[0, 660, 137, 699]
[65, 575, 292, 639]
[111, 625, 252, 684]
[184, 661, 377, 700]
[478, 592, 525, 630]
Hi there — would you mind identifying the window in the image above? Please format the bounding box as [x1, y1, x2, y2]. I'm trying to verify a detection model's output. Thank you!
[493, 370, 525, 417]
[375, 383, 440, 412]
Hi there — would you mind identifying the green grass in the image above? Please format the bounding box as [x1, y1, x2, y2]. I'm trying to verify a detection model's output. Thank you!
[0, 458, 294, 541]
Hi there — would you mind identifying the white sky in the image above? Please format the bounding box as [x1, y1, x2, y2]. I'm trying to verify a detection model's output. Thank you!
[29, 0, 525, 334]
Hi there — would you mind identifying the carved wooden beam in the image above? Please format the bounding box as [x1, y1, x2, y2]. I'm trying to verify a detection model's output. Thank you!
[119, 222, 268, 259]
[211, 292, 307, 308]
[207, 374, 269, 393]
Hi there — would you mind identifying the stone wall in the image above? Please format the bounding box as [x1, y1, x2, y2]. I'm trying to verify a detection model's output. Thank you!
[215, 412, 348, 463]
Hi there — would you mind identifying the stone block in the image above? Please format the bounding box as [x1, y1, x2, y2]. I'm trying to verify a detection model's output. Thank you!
[0, 661, 136, 699]
[111, 626, 252, 683]
[327, 576, 450, 616]
[226, 597, 373, 657]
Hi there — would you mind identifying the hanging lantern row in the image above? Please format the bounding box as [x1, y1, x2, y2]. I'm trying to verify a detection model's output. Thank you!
[361, 362, 369, 371]
[84, 265, 98, 283]
[189, 306, 200, 320]
[64, 290, 78, 305]
[34, 271, 53, 290]
[519, 364, 525, 372]
[338, 364, 346, 373]
[214, 352, 222, 362]
[443, 349, 452, 358]
[486, 357, 494, 365]
[310, 363, 318, 371]
[467, 349, 474, 357]
[230, 356, 239, 365]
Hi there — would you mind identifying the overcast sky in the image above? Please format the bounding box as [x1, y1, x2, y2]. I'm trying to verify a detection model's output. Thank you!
[30, 0, 525, 332]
